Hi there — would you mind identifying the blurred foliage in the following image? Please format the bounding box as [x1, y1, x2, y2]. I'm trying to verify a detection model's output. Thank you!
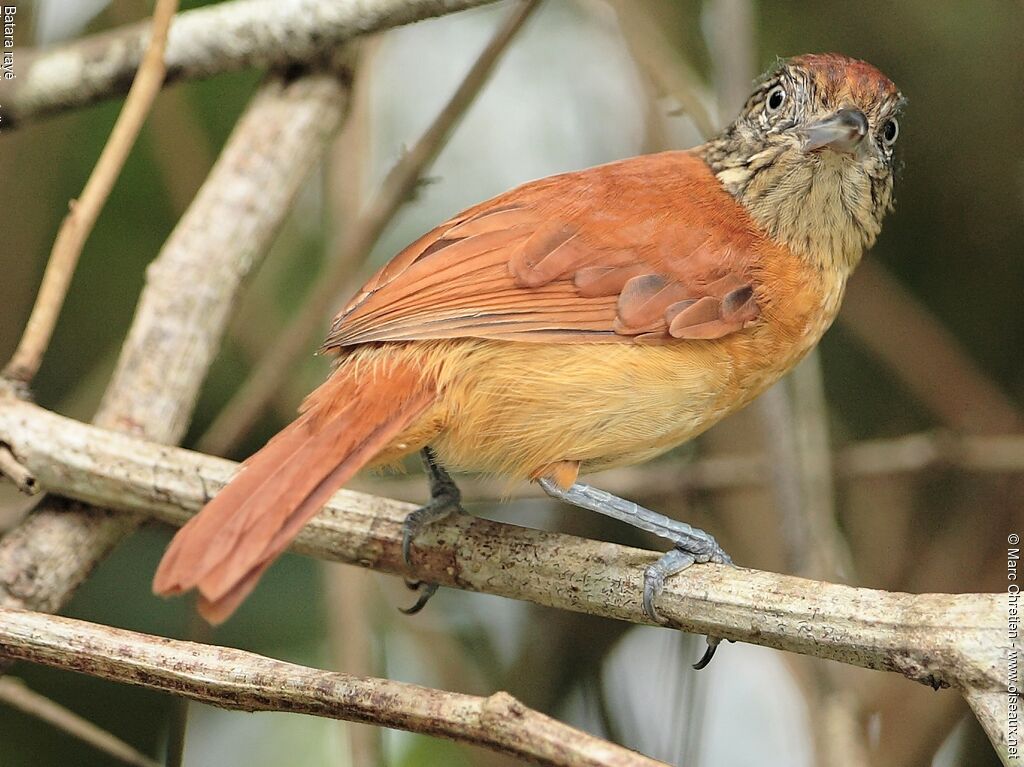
[0, 0, 1020, 765]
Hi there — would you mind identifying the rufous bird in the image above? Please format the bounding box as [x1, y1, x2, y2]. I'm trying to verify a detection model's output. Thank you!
[154, 53, 904, 662]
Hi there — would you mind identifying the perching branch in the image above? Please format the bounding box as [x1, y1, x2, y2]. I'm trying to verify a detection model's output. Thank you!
[3, 0, 502, 128]
[0, 608, 664, 767]
[0, 67, 350, 615]
[2, 0, 179, 386]
[0, 397, 1007, 725]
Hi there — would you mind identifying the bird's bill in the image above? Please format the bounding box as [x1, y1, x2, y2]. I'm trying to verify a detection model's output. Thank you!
[801, 108, 869, 153]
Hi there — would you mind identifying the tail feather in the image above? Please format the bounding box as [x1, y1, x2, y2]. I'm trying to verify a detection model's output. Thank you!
[153, 364, 435, 623]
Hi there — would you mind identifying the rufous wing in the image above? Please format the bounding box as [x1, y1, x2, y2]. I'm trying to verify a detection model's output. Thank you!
[323, 151, 765, 349]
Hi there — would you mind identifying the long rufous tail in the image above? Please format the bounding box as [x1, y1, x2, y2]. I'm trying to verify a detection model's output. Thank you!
[153, 363, 435, 623]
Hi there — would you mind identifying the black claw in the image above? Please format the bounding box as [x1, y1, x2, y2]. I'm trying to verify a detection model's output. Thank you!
[402, 529, 414, 567]
[399, 582, 439, 615]
[404, 578, 423, 591]
[692, 636, 722, 670]
[642, 567, 666, 624]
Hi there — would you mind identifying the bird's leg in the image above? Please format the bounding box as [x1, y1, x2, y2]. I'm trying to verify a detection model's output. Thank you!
[538, 478, 731, 668]
[400, 446, 463, 615]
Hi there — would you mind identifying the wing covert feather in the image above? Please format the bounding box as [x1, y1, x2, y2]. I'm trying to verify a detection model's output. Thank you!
[324, 151, 767, 349]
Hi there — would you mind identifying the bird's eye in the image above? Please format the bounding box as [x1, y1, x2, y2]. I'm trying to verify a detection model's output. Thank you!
[881, 118, 899, 146]
[765, 85, 786, 114]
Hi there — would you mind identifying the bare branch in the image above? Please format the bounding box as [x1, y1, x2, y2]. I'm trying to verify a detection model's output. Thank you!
[0, 397, 1004, 696]
[0, 608, 665, 767]
[198, 0, 541, 455]
[0, 677, 161, 767]
[4, 0, 502, 128]
[2, 0, 179, 386]
[0, 68, 350, 615]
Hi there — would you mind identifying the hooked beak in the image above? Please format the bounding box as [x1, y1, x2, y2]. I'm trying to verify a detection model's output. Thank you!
[801, 108, 869, 153]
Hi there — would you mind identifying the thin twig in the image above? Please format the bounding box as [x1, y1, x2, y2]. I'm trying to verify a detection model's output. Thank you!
[321, 50, 386, 767]
[105, 0, 217, 215]
[2, 0, 179, 386]
[606, 0, 717, 140]
[0, 676, 161, 767]
[789, 351, 856, 580]
[197, 0, 542, 456]
[324, 564, 384, 767]
[702, 0, 756, 120]
[4, 0, 504, 128]
[0, 609, 666, 767]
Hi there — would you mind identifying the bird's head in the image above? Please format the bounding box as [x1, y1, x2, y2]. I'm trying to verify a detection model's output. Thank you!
[701, 53, 905, 273]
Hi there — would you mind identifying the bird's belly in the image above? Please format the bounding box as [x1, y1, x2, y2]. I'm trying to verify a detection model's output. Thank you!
[427, 340, 754, 479]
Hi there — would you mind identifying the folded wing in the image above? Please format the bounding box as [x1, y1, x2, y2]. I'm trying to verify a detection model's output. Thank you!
[324, 151, 764, 349]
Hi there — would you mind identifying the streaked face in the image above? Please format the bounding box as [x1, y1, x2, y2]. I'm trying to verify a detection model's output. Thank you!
[703, 54, 905, 269]
[742, 54, 904, 169]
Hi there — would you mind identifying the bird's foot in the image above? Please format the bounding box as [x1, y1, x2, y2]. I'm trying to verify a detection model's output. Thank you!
[400, 498, 460, 613]
[399, 448, 462, 614]
[642, 547, 731, 669]
[538, 478, 733, 668]
[641, 524, 731, 623]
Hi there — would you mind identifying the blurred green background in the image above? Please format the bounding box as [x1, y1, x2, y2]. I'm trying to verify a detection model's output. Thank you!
[0, 0, 1021, 765]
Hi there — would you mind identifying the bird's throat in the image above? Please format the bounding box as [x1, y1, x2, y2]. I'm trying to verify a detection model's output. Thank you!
[698, 141, 885, 276]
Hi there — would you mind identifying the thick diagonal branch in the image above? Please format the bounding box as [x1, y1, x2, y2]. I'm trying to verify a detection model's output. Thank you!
[0, 68, 350, 614]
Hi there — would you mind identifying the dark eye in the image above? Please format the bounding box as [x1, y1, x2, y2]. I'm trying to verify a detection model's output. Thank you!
[765, 85, 786, 114]
[882, 118, 899, 146]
